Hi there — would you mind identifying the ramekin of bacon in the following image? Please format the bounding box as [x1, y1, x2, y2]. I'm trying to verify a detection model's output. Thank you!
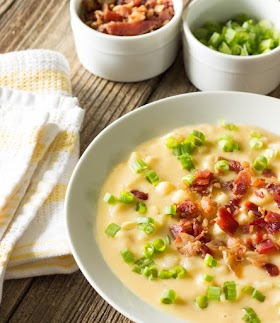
[70, 0, 183, 82]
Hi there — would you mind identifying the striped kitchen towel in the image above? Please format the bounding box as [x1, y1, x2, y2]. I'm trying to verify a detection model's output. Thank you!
[0, 50, 84, 299]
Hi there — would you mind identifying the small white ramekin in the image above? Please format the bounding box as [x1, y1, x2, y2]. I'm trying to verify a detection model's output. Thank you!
[182, 0, 280, 94]
[70, 0, 183, 82]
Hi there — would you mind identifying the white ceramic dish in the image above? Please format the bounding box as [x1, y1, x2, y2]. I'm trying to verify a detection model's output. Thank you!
[65, 91, 280, 323]
[182, 0, 280, 94]
[70, 0, 183, 82]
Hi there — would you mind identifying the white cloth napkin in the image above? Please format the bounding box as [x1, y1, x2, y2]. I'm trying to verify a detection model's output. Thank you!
[0, 50, 85, 299]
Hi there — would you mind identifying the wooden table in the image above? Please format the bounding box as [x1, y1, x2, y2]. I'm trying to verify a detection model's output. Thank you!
[0, 0, 280, 322]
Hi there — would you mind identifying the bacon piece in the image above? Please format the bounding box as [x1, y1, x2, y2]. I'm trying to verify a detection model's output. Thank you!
[104, 8, 122, 22]
[206, 239, 225, 258]
[244, 201, 262, 218]
[266, 182, 280, 208]
[256, 239, 277, 254]
[265, 211, 280, 222]
[177, 233, 202, 257]
[216, 207, 239, 235]
[159, 8, 173, 22]
[169, 219, 194, 240]
[106, 20, 160, 36]
[200, 244, 213, 258]
[251, 217, 280, 234]
[232, 169, 251, 196]
[130, 189, 148, 200]
[223, 180, 234, 191]
[169, 224, 184, 240]
[224, 197, 241, 215]
[262, 169, 277, 178]
[218, 156, 243, 173]
[252, 178, 266, 188]
[190, 169, 214, 194]
[263, 263, 279, 276]
[177, 199, 198, 218]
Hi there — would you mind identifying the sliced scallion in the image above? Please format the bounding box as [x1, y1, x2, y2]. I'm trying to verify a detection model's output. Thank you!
[217, 134, 239, 152]
[153, 239, 166, 253]
[215, 160, 230, 172]
[195, 295, 208, 309]
[187, 130, 206, 147]
[130, 159, 147, 174]
[242, 307, 261, 323]
[136, 201, 147, 214]
[160, 289, 177, 304]
[119, 191, 134, 204]
[253, 155, 268, 171]
[137, 217, 155, 235]
[165, 235, 171, 245]
[105, 223, 121, 237]
[223, 281, 237, 301]
[203, 273, 215, 282]
[165, 136, 179, 149]
[103, 192, 118, 205]
[178, 153, 195, 170]
[252, 289, 266, 302]
[163, 205, 177, 216]
[182, 173, 194, 185]
[120, 248, 135, 264]
[142, 265, 158, 280]
[172, 265, 186, 279]
[207, 286, 221, 301]
[158, 269, 173, 279]
[145, 169, 160, 186]
[204, 253, 218, 268]
[218, 118, 239, 131]
[143, 243, 155, 258]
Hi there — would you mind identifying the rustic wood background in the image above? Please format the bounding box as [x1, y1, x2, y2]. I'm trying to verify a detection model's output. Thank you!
[0, 0, 279, 322]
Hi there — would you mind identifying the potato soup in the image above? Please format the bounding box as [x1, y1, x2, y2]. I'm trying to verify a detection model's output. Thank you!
[96, 121, 280, 322]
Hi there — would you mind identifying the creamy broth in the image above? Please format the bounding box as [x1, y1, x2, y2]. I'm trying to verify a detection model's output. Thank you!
[96, 124, 280, 322]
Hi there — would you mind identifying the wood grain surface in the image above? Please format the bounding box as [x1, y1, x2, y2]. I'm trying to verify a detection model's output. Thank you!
[0, 0, 279, 322]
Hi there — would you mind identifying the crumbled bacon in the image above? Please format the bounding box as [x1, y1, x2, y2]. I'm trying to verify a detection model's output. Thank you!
[232, 169, 251, 196]
[218, 157, 243, 173]
[256, 239, 277, 254]
[176, 199, 198, 218]
[176, 233, 202, 257]
[263, 263, 279, 276]
[224, 197, 241, 215]
[130, 189, 148, 200]
[266, 182, 280, 208]
[200, 244, 212, 258]
[169, 224, 184, 240]
[246, 251, 268, 267]
[216, 207, 239, 235]
[262, 169, 277, 178]
[190, 169, 214, 194]
[265, 211, 280, 222]
[105, 19, 160, 35]
[206, 239, 225, 257]
[104, 5, 123, 22]
[252, 178, 266, 188]
[244, 201, 262, 218]
[251, 217, 280, 234]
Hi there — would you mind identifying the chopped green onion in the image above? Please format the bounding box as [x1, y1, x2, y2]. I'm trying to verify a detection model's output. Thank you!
[160, 289, 177, 304]
[215, 160, 230, 172]
[165, 136, 179, 149]
[163, 205, 177, 216]
[218, 118, 239, 131]
[249, 137, 263, 150]
[218, 134, 239, 152]
[165, 235, 171, 245]
[242, 285, 255, 294]
[137, 217, 155, 235]
[105, 223, 121, 237]
[180, 140, 196, 154]
[172, 265, 186, 279]
[158, 269, 173, 279]
[103, 192, 118, 205]
[253, 155, 268, 171]
[187, 130, 206, 147]
[145, 169, 160, 186]
[143, 243, 155, 258]
[172, 146, 182, 156]
[242, 307, 261, 323]
[136, 201, 147, 214]
[133, 257, 155, 274]
[120, 248, 135, 264]
[207, 286, 221, 301]
[250, 131, 262, 138]
[132, 266, 142, 274]
[218, 41, 232, 54]
[119, 191, 134, 204]
[130, 159, 148, 174]
[142, 265, 158, 280]
[204, 253, 218, 268]
[178, 153, 195, 170]
[223, 281, 237, 301]
[153, 239, 166, 252]
[252, 289, 266, 302]
[203, 273, 215, 282]
[182, 173, 194, 185]
[195, 295, 208, 309]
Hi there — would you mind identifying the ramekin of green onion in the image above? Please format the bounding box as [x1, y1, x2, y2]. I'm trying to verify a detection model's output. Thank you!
[182, 0, 280, 94]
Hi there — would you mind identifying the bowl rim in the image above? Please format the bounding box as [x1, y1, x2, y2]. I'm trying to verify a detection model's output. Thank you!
[182, 0, 280, 61]
[70, 0, 183, 41]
